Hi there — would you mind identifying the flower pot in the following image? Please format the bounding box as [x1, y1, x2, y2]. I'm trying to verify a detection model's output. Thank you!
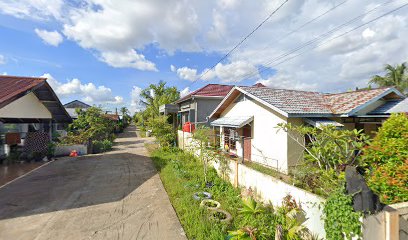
[193, 191, 212, 201]
[208, 209, 232, 223]
[200, 199, 221, 210]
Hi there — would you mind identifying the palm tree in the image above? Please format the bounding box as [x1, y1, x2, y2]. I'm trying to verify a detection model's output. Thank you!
[370, 63, 408, 93]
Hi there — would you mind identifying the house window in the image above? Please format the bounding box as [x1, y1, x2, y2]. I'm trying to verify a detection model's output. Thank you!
[224, 128, 238, 150]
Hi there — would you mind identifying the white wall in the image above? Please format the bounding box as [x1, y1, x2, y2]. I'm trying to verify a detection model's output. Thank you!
[213, 160, 326, 238]
[220, 97, 290, 173]
[0, 92, 52, 119]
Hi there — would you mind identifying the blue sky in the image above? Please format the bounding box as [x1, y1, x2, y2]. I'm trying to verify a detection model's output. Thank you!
[0, 0, 407, 112]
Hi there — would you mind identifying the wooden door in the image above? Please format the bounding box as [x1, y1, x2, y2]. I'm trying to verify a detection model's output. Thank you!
[244, 138, 251, 161]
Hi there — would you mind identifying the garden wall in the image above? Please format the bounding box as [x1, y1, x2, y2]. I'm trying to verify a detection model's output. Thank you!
[55, 144, 88, 157]
[213, 160, 326, 238]
[178, 130, 326, 238]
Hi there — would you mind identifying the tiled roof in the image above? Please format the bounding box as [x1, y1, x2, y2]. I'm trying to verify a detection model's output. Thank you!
[324, 87, 392, 114]
[239, 86, 397, 115]
[240, 86, 331, 114]
[0, 75, 46, 106]
[176, 84, 234, 103]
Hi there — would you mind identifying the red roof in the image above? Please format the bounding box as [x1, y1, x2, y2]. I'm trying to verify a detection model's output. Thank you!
[104, 114, 120, 121]
[0, 76, 46, 107]
[324, 87, 392, 114]
[176, 84, 234, 103]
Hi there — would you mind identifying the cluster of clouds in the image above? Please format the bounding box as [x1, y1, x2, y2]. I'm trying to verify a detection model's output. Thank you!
[43, 73, 123, 105]
[1, 0, 408, 105]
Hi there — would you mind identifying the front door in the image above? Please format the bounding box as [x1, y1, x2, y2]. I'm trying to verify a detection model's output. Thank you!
[242, 124, 252, 161]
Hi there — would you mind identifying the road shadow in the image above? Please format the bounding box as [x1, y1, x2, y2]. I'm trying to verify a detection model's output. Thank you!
[0, 151, 156, 220]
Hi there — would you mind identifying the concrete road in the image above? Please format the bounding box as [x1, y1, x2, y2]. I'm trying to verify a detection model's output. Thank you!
[0, 126, 186, 240]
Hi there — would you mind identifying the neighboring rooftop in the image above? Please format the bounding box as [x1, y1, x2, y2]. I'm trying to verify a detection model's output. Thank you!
[369, 98, 408, 114]
[0, 75, 71, 122]
[175, 84, 234, 103]
[64, 100, 91, 109]
[211, 85, 405, 118]
[0, 75, 46, 107]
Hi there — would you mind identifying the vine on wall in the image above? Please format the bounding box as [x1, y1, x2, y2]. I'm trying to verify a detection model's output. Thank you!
[323, 186, 363, 240]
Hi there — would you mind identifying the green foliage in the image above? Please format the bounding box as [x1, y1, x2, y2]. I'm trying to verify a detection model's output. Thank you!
[369, 62, 408, 93]
[63, 107, 115, 144]
[92, 139, 113, 153]
[363, 113, 408, 204]
[134, 81, 179, 127]
[277, 123, 370, 171]
[323, 186, 363, 240]
[150, 147, 242, 240]
[148, 115, 175, 147]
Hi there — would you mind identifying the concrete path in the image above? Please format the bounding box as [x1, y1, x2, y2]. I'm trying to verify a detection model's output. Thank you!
[0, 125, 186, 240]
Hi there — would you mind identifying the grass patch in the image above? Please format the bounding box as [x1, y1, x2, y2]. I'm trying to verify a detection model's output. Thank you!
[150, 147, 243, 239]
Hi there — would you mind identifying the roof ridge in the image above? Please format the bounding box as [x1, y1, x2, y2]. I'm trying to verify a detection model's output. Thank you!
[0, 75, 46, 81]
[241, 85, 323, 94]
[324, 87, 391, 96]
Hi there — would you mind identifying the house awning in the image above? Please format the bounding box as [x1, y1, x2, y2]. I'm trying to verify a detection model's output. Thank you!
[211, 116, 253, 128]
[304, 118, 344, 128]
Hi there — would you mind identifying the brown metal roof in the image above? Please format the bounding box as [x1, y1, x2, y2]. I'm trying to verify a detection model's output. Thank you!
[0, 75, 46, 107]
[0, 75, 72, 123]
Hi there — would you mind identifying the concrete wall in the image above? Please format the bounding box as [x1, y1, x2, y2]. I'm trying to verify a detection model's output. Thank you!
[212, 159, 326, 238]
[220, 97, 290, 173]
[55, 144, 88, 157]
[0, 92, 52, 119]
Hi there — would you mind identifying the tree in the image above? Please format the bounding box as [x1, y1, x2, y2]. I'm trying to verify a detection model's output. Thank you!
[135, 81, 179, 129]
[120, 106, 130, 126]
[140, 81, 179, 119]
[370, 63, 408, 93]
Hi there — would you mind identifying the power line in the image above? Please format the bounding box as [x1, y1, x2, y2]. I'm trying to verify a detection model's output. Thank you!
[237, 0, 401, 81]
[255, 0, 350, 52]
[189, 0, 289, 87]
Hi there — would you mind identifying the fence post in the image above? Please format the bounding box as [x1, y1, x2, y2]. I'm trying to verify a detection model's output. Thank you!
[384, 206, 399, 240]
[234, 160, 239, 187]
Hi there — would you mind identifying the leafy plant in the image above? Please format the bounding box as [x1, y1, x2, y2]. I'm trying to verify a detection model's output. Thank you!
[369, 62, 408, 93]
[323, 186, 363, 240]
[239, 198, 265, 219]
[363, 113, 408, 204]
[92, 139, 113, 153]
[148, 115, 175, 147]
[277, 123, 370, 171]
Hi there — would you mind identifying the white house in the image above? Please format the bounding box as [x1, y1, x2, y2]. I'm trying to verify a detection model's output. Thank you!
[209, 86, 406, 174]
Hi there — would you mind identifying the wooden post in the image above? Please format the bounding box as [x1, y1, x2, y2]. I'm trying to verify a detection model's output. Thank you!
[384, 206, 399, 240]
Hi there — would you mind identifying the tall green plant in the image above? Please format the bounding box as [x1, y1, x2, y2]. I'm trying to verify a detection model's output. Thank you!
[277, 123, 370, 171]
[148, 115, 175, 148]
[363, 113, 408, 204]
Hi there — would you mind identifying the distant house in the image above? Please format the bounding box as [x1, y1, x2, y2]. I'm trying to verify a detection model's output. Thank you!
[209, 86, 406, 174]
[159, 84, 235, 129]
[0, 76, 71, 157]
[63, 100, 91, 119]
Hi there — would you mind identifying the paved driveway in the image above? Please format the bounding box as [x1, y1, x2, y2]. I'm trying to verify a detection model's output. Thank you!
[0, 126, 186, 240]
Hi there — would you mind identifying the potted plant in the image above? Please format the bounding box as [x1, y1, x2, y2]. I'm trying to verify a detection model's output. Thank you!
[200, 199, 221, 210]
[193, 191, 212, 201]
[208, 209, 232, 223]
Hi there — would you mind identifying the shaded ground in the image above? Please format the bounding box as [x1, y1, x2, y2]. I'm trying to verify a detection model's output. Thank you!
[0, 161, 46, 186]
[0, 125, 186, 240]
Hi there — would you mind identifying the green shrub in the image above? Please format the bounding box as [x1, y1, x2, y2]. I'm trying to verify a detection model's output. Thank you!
[148, 115, 175, 147]
[92, 139, 113, 153]
[363, 113, 408, 204]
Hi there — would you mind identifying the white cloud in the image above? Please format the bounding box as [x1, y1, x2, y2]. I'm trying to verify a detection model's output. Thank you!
[100, 49, 157, 71]
[0, 0, 63, 20]
[43, 73, 123, 104]
[202, 61, 258, 83]
[34, 29, 63, 46]
[180, 87, 191, 98]
[170, 64, 176, 72]
[0, 55, 5, 64]
[176, 67, 197, 81]
[1, 0, 408, 91]
[130, 86, 144, 113]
